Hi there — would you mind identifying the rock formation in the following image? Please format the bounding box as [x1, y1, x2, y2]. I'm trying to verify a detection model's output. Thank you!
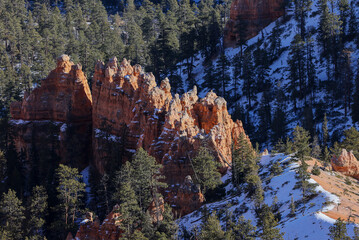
[92, 57, 248, 184]
[331, 149, 359, 180]
[10, 55, 251, 219]
[224, 0, 284, 46]
[68, 206, 123, 240]
[10, 55, 92, 169]
[168, 175, 205, 217]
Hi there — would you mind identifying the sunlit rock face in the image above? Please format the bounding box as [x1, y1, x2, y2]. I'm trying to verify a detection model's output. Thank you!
[332, 149, 359, 180]
[10, 55, 92, 169]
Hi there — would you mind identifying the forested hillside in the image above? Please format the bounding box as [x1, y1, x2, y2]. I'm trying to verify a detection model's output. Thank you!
[2, 0, 359, 239]
[181, 0, 359, 149]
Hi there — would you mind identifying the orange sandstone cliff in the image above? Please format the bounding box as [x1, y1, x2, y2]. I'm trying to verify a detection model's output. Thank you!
[10, 55, 92, 169]
[224, 0, 284, 46]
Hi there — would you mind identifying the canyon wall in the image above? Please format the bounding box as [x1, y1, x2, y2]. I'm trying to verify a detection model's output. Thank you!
[224, 0, 284, 46]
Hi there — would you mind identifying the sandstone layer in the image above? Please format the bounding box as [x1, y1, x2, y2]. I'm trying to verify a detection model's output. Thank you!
[224, 0, 284, 46]
[331, 149, 359, 180]
[10, 55, 92, 169]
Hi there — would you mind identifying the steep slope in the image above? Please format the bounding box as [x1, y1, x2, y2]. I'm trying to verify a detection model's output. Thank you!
[178, 153, 358, 239]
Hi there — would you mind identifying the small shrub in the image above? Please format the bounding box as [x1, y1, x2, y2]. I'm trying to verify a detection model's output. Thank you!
[345, 177, 352, 185]
[311, 162, 321, 176]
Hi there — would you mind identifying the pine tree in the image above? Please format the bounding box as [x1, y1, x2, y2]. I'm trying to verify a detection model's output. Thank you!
[293, 126, 311, 162]
[192, 147, 221, 194]
[338, 0, 350, 39]
[213, 53, 231, 98]
[322, 113, 329, 148]
[0, 189, 25, 240]
[328, 218, 351, 240]
[257, 204, 284, 240]
[56, 164, 85, 227]
[348, 1, 358, 41]
[293, 0, 312, 39]
[288, 34, 306, 110]
[352, 60, 359, 123]
[129, 148, 166, 212]
[117, 166, 141, 239]
[27, 185, 48, 239]
[289, 196, 296, 217]
[311, 135, 322, 159]
[226, 215, 256, 240]
[242, 50, 255, 108]
[198, 212, 225, 240]
[341, 127, 359, 158]
[0, 151, 6, 183]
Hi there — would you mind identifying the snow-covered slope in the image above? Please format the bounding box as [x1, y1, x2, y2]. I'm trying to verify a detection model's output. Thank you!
[177, 154, 357, 239]
[177, 0, 359, 147]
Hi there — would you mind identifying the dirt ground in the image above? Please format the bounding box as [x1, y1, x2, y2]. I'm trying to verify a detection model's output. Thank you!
[307, 159, 359, 223]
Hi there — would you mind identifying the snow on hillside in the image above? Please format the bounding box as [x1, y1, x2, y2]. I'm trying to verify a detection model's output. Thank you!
[177, 154, 357, 239]
[177, 0, 359, 147]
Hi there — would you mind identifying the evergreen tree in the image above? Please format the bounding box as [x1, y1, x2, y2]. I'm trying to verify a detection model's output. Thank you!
[192, 147, 221, 194]
[0, 189, 25, 240]
[117, 164, 142, 239]
[0, 151, 6, 183]
[226, 215, 256, 240]
[242, 50, 255, 108]
[56, 164, 85, 228]
[293, 0, 312, 39]
[293, 126, 311, 162]
[322, 113, 329, 148]
[328, 218, 351, 240]
[353, 60, 359, 123]
[289, 196, 296, 217]
[288, 34, 306, 110]
[27, 185, 48, 239]
[341, 127, 359, 158]
[198, 212, 225, 240]
[257, 204, 284, 240]
[348, 1, 358, 41]
[311, 135, 322, 159]
[213, 53, 231, 98]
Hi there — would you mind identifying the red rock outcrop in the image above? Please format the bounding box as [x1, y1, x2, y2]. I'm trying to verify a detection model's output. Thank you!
[92, 57, 247, 181]
[224, 0, 284, 46]
[69, 206, 123, 240]
[331, 149, 359, 180]
[168, 175, 205, 218]
[9, 55, 92, 169]
[92, 57, 249, 212]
